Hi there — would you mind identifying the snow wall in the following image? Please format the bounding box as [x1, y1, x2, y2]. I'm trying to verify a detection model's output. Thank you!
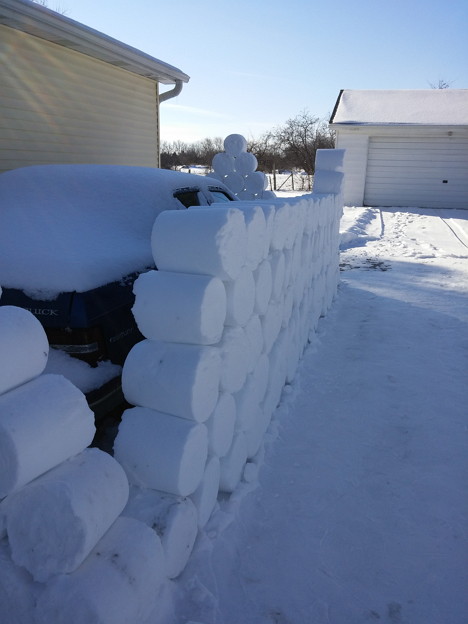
[0, 149, 344, 623]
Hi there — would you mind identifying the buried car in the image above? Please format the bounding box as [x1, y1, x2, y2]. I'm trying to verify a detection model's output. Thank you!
[0, 164, 236, 435]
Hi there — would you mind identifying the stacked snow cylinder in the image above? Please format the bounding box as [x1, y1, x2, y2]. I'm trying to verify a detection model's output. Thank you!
[114, 146, 344, 583]
[0, 296, 165, 623]
[210, 133, 276, 200]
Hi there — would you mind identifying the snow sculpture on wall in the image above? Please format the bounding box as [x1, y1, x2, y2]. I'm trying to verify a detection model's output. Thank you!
[211, 134, 276, 200]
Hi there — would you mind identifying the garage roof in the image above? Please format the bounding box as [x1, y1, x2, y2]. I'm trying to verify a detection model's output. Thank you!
[330, 89, 468, 126]
[0, 0, 189, 85]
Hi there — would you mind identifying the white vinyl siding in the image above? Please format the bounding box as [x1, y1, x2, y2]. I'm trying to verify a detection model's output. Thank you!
[335, 132, 369, 206]
[0, 26, 159, 173]
[364, 136, 468, 209]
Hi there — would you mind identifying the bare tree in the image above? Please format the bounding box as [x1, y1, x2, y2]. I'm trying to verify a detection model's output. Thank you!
[273, 111, 334, 175]
[429, 79, 453, 89]
[32, 0, 68, 14]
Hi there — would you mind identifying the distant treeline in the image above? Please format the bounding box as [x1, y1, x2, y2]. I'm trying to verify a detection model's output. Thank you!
[161, 110, 335, 175]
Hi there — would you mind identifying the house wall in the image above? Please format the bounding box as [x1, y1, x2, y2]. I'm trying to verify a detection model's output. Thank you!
[0, 26, 160, 173]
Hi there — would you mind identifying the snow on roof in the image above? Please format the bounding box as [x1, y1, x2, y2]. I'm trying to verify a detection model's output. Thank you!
[0, 165, 224, 297]
[330, 89, 468, 126]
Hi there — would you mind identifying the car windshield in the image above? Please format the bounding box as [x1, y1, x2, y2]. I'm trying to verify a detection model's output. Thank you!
[209, 189, 233, 203]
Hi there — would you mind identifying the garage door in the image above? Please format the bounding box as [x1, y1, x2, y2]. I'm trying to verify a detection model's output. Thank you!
[364, 136, 468, 209]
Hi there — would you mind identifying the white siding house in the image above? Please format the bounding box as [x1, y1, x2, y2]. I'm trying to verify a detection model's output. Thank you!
[0, 0, 189, 173]
[329, 89, 468, 209]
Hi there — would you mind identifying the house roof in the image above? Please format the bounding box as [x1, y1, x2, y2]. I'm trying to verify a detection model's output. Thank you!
[329, 89, 468, 126]
[0, 0, 189, 85]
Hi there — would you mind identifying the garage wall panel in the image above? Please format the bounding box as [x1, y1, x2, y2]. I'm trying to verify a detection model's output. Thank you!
[364, 136, 468, 209]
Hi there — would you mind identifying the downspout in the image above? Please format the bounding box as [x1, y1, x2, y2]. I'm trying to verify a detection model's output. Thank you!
[159, 79, 184, 103]
[157, 79, 184, 167]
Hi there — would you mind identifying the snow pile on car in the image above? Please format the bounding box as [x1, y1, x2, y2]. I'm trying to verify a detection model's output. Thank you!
[0, 149, 344, 623]
[0, 165, 224, 296]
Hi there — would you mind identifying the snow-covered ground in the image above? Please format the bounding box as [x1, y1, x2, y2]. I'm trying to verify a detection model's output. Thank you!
[170, 206, 468, 624]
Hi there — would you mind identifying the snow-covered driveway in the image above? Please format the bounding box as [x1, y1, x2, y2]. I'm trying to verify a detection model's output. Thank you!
[173, 207, 468, 624]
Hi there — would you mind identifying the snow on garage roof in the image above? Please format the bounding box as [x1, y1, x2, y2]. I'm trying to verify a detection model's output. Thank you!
[329, 89, 468, 126]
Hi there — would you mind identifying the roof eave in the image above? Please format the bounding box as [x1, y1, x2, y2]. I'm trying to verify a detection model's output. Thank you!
[0, 0, 189, 85]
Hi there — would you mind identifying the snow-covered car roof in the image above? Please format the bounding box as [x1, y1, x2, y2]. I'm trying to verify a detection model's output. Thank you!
[0, 165, 229, 297]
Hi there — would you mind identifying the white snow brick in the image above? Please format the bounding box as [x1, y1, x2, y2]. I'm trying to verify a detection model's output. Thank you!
[132, 270, 226, 345]
[282, 286, 294, 329]
[151, 206, 247, 280]
[305, 197, 320, 234]
[122, 340, 220, 423]
[6, 448, 129, 582]
[35, 517, 165, 624]
[315, 148, 345, 172]
[234, 204, 267, 269]
[0, 306, 48, 395]
[114, 407, 208, 497]
[234, 381, 259, 433]
[218, 326, 250, 393]
[252, 353, 270, 406]
[313, 170, 344, 195]
[258, 202, 275, 257]
[270, 250, 286, 300]
[219, 432, 248, 493]
[261, 299, 283, 354]
[271, 202, 290, 250]
[224, 267, 255, 327]
[244, 314, 264, 371]
[212, 152, 235, 175]
[191, 456, 221, 529]
[224, 133, 247, 156]
[0, 539, 41, 624]
[0, 374, 95, 498]
[0, 499, 6, 539]
[235, 151, 258, 175]
[253, 259, 273, 316]
[207, 392, 236, 458]
[244, 405, 272, 459]
[235, 355, 269, 432]
[123, 487, 198, 579]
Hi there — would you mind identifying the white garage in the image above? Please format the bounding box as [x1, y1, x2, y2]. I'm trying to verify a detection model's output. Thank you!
[329, 90, 468, 209]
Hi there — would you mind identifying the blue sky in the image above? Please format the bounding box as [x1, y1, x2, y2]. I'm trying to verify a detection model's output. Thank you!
[58, 0, 468, 143]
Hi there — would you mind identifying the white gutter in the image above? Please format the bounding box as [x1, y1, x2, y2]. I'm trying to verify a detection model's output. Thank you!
[0, 0, 189, 86]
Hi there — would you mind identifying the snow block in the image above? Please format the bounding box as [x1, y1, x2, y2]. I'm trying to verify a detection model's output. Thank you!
[313, 170, 344, 195]
[224, 267, 255, 327]
[190, 456, 220, 529]
[244, 314, 264, 372]
[151, 206, 247, 280]
[253, 259, 273, 316]
[132, 270, 226, 345]
[219, 432, 248, 493]
[315, 148, 345, 172]
[218, 326, 250, 393]
[122, 340, 221, 423]
[261, 299, 283, 354]
[0, 374, 95, 498]
[114, 407, 208, 496]
[35, 517, 165, 624]
[123, 487, 198, 579]
[0, 306, 48, 395]
[6, 448, 129, 582]
[270, 250, 286, 300]
[0, 539, 41, 624]
[207, 392, 236, 458]
[233, 204, 267, 270]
